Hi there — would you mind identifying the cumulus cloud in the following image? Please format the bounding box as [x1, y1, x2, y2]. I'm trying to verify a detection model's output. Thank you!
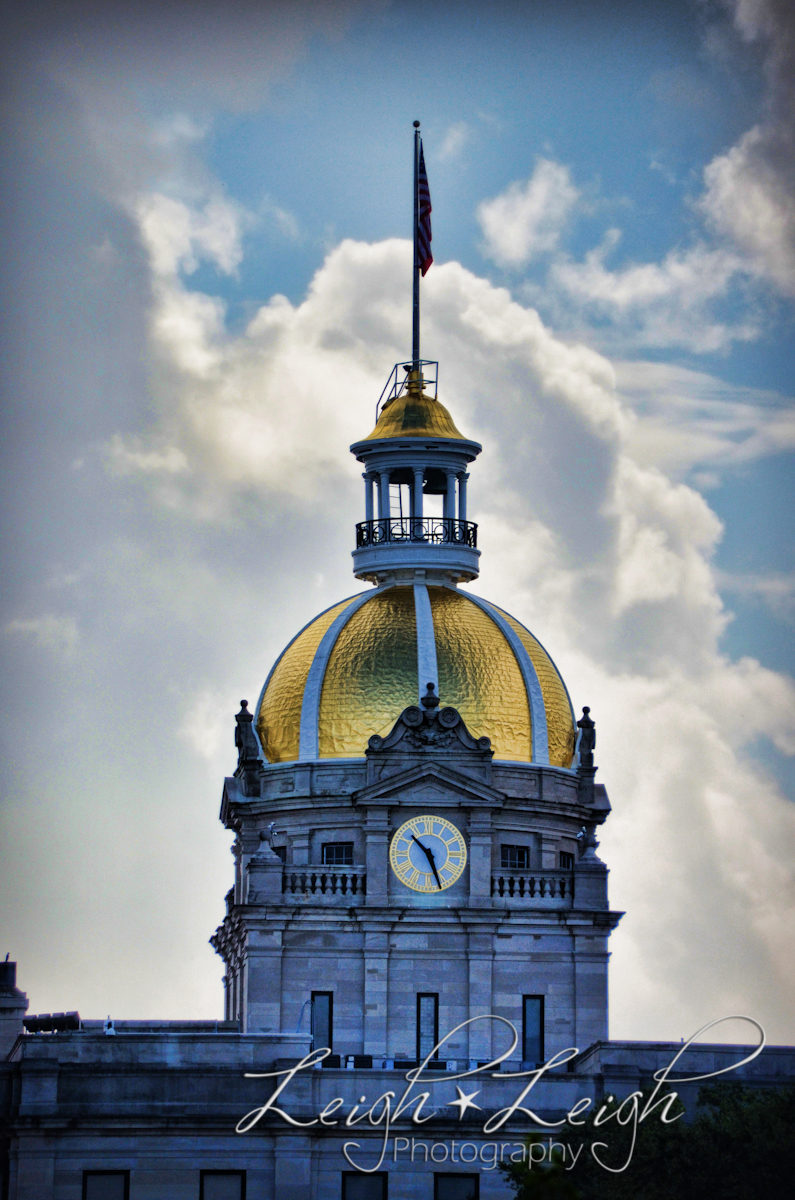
[701, 124, 795, 296]
[700, 0, 795, 297]
[473, 1, 795, 351]
[109, 223, 795, 1037]
[5, 615, 79, 656]
[477, 158, 579, 267]
[135, 192, 245, 278]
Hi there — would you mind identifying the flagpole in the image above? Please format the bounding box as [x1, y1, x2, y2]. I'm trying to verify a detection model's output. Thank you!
[412, 120, 421, 369]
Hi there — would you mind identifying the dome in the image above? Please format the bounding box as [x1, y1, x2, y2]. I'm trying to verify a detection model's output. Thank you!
[360, 386, 467, 442]
[256, 585, 576, 768]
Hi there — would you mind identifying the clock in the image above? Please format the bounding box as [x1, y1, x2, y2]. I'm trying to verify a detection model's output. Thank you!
[389, 815, 467, 893]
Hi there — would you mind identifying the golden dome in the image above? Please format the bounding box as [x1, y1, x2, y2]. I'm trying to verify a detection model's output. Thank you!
[256, 585, 576, 768]
[361, 387, 467, 442]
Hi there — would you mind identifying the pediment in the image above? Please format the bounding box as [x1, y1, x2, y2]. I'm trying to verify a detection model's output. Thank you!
[353, 761, 504, 809]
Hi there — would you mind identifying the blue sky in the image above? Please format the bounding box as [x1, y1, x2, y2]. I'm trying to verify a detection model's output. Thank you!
[1, 0, 794, 1043]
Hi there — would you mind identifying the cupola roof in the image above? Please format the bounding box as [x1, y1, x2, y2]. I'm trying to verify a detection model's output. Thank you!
[361, 378, 467, 442]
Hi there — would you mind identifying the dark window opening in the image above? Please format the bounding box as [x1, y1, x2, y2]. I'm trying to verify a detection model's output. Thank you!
[417, 992, 439, 1061]
[560, 851, 575, 870]
[435, 1175, 479, 1200]
[523, 995, 544, 1065]
[322, 842, 354, 865]
[342, 1172, 388, 1199]
[200, 1172, 246, 1200]
[501, 844, 530, 870]
[271, 844, 286, 862]
[82, 1174, 129, 1200]
[312, 991, 333, 1053]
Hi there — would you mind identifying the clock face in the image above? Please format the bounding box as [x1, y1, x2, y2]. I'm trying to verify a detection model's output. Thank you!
[389, 815, 467, 893]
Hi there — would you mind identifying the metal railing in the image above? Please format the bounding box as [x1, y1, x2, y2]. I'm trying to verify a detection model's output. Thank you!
[375, 360, 438, 422]
[355, 517, 477, 549]
[283, 866, 366, 897]
[491, 873, 573, 900]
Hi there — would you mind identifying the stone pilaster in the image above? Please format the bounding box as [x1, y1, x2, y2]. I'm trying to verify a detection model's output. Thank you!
[363, 927, 389, 1057]
[467, 933, 494, 1061]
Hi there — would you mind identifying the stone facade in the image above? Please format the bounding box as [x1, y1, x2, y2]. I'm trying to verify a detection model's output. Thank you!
[212, 700, 618, 1067]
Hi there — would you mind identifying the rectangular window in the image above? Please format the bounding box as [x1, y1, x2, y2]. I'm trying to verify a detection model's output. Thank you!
[342, 1172, 388, 1199]
[559, 851, 575, 870]
[200, 1172, 246, 1200]
[272, 844, 286, 863]
[322, 842, 354, 865]
[434, 1175, 479, 1200]
[522, 995, 544, 1065]
[82, 1175, 129, 1200]
[312, 991, 333, 1053]
[417, 992, 439, 1061]
[501, 844, 530, 870]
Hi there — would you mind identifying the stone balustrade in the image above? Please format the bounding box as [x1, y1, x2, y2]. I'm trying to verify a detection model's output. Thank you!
[491, 872, 573, 903]
[282, 865, 367, 898]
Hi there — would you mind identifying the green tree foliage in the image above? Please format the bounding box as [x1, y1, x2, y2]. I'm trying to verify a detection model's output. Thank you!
[500, 1084, 795, 1200]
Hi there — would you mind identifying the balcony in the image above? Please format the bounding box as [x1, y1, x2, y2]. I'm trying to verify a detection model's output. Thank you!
[356, 517, 477, 549]
[491, 872, 574, 906]
[282, 865, 366, 899]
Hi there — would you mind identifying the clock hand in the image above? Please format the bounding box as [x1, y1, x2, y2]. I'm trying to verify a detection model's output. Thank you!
[412, 834, 444, 889]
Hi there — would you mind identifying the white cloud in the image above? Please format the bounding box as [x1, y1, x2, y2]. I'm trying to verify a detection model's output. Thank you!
[5, 615, 79, 657]
[135, 192, 245, 278]
[548, 232, 756, 352]
[438, 121, 470, 161]
[717, 569, 795, 620]
[108, 227, 795, 1038]
[701, 122, 795, 297]
[108, 435, 189, 475]
[480, 0, 795, 350]
[700, 0, 795, 297]
[477, 159, 579, 267]
[614, 360, 795, 479]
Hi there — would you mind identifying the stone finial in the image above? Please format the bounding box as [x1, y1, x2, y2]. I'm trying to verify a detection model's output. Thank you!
[235, 700, 260, 763]
[421, 682, 440, 710]
[577, 706, 596, 768]
[234, 700, 262, 798]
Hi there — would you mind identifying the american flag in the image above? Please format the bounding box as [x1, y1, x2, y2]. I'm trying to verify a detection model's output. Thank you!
[417, 142, 433, 276]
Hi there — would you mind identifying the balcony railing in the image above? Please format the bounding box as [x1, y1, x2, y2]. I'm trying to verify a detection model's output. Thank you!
[356, 517, 477, 549]
[491, 873, 573, 901]
[283, 866, 366, 897]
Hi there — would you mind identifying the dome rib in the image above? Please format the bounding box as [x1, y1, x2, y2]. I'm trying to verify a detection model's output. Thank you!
[460, 592, 550, 765]
[414, 582, 439, 700]
[255, 593, 364, 763]
[298, 591, 373, 760]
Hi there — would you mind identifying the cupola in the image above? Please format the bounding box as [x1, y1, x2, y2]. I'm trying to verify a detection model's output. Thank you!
[350, 361, 482, 586]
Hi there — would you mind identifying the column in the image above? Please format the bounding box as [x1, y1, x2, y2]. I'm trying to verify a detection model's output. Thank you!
[458, 473, 469, 522]
[412, 467, 424, 524]
[378, 471, 390, 520]
[445, 471, 457, 522]
[364, 473, 374, 522]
